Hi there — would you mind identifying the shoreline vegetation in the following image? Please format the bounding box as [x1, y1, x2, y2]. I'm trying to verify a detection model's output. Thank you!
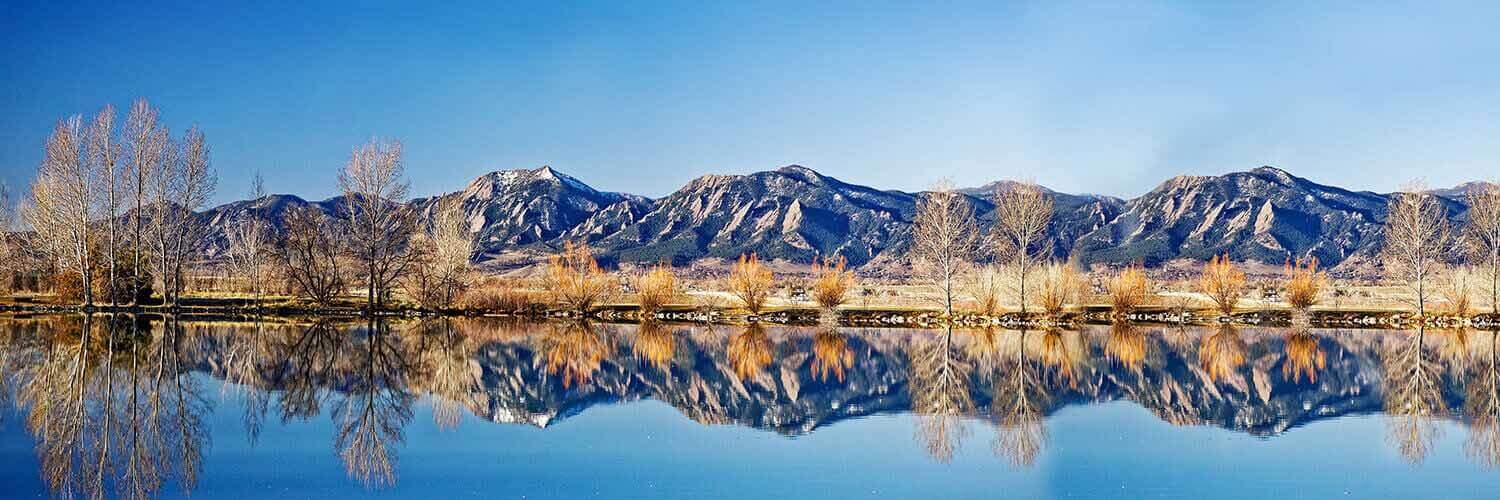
[0, 295, 1494, 331]
[5, 99, 1500, 332]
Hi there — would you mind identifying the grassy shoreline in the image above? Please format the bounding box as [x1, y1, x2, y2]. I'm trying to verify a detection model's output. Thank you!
[2, 294, 1494, 330]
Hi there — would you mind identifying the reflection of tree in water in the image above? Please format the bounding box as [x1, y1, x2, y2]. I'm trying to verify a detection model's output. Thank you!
[408, 319, 479, 430]
[632, 320, 676, 373]
[210, 318, 275, 444]
[1436, 328, 1472, 379]
[1282, 328, 1326, 384]
[332, 320, 415, 489]
[1465, 330, 1500, 468]
[271, 321, 345, 422]
[727, 324, 773, 382]
[810, 328, 854, 383]
[909, 326, 973, 463]
[1383, 327, 1448, 465]
[990, 329, 1048, 468]
[1105, 322, 1148, 372]
[539, 321, 612, 388]
[1199, 324, 1246, 383]
[264, 319, 419, 488]
[12, 315, 209, 499]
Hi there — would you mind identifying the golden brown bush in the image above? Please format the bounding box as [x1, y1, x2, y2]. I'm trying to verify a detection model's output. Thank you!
[1284, 257, 1327, 310]
[811, 256, 855, 310]
[1036, 262, 1080, 318]
[1198, 254, 1246, 316]
[459, 277, 540, 312]
[1107, 266, 1150, 315]
[728, 253, 774, 314]
[635, 264, 679, 316]
[965, 265, 1005, 316]
[542, 241, 615, 312]
[1443, 265, 1477, 316]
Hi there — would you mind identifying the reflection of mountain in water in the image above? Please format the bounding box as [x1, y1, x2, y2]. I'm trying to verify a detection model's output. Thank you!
[2, 316, 1497, 498]
[447, 320, 1447, 437]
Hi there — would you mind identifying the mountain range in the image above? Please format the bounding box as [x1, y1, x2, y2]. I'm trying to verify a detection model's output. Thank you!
[200, 164, 1480, 272]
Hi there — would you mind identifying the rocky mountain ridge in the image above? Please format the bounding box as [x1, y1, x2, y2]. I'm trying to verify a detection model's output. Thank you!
[200, 164, 1480, 271]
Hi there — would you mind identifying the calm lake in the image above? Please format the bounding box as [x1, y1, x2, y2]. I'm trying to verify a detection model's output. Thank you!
[0, 316, 1496, 499]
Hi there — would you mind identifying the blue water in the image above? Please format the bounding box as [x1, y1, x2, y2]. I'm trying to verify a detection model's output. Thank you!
[0, 318, 1495, 499]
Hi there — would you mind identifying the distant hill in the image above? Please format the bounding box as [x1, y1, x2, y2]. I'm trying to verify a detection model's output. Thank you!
[200, 164, 1480, 271]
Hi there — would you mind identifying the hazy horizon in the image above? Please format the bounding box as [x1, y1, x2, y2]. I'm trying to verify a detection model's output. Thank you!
[5, 1, 1499, 204]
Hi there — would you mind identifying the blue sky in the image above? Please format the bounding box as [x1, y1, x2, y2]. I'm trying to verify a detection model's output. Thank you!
[3, 1, 1498, 204]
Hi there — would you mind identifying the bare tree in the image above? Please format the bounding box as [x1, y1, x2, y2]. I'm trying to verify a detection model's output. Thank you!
[991, 181, 1053, 314]
[151, 126, 216, 306]
[85, 105, 125, 304]
[227, 173, 273, 302]
[1382, 183, 1453, 317]
[911, 183, 979, 318]
[403, 199, 473, 309]
[25, 117, 95, 305]
[340, 139, 417, 309]
[274, 207, 347, 305]
[1466, 181, 1500, 314]
[123, 99, 170, 305]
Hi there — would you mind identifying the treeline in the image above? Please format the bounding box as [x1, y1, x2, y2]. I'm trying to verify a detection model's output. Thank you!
[2, 99, 472, 311]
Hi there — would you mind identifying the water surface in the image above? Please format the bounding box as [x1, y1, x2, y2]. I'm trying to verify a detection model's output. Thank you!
[0, 316, 1495, 498]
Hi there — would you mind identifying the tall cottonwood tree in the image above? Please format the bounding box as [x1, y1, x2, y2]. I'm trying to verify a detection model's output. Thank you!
[991, 181, 1053, 314]
[151, 126, 216, 306]
[123, 99, 170, 304]
[911, 183, 979, 318]
[1382, 183, 1452, 317]
[85, 105, 124, 303]
[340, 139, 418, 309]
[25, 117, 95, 305]
[1466, 181, 1500, 314]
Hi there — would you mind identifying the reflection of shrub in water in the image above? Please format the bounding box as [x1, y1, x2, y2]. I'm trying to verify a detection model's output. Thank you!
[1199, 324, 1246, 383]
[632, 321, 676, 372]
[1282, 329, 1326, 384]
[540, 322, 612, 388]
[1104, 322, 1147, 371]
[1039, 329, 1081, 387]
[727, 324, 773, 381]
[810, 328, 854, 382]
